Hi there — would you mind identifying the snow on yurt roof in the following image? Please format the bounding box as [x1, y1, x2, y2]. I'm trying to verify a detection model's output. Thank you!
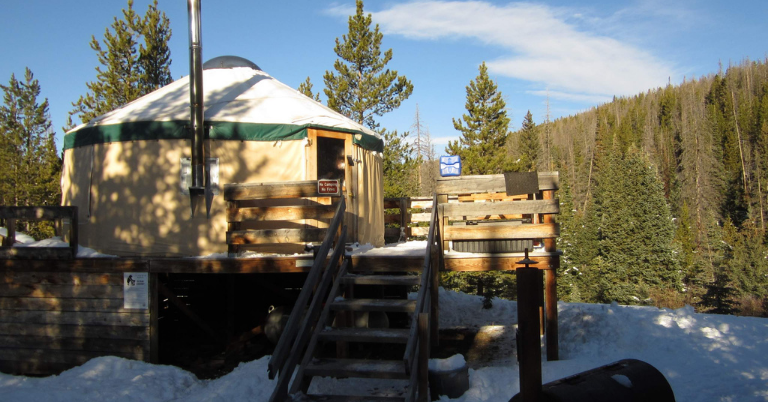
[64, 56, 383, 152]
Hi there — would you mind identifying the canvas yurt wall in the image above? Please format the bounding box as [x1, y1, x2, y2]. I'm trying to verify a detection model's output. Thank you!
[61, 57, 384, 257]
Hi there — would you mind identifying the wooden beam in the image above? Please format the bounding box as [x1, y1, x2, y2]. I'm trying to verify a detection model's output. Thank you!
[0, 206, 77, 221]
[227, 204, 336, 222]
[227, 228, 327, 245]
[436, 172, 559, 195]
[0, 258, 148, 273]
[442, 199, 559, 217]
[0, 247, 75, 260]
[444, 223, 559, 241]
[224, 180, 324, 201]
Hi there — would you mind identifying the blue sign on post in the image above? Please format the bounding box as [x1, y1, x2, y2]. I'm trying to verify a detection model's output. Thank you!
[440, 155, 462, 177]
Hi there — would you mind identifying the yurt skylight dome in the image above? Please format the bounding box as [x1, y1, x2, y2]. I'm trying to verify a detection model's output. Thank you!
[203, 55, 261, 71]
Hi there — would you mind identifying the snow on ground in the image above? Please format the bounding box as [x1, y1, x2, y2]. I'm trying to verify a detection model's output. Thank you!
[1, 238, 767, 400]
[2, 286, 767, 401]
[1, 231, 118, 258]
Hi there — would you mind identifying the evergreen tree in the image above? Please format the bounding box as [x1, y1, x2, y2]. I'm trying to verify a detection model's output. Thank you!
[382, 129, 419, 198]
[446, 62, 511, 174]
[323, 0, 413, 130]
[518, 110, 541, 171]
[298, 77, 321, 102]
[586, 148, 682, 304]
[137, 0, 172, 93]
[0, 68, 61, 238]
[70, 0, 172, 124]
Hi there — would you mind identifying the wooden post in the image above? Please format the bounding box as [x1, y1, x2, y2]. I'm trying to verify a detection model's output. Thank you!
[517, 266, 542, 402]
[400, 197, 409, 241]
[542, 189, 559, 361]
[69, 207, 78, 258]
[545, 269, 559, 361]
[3, 218, 15, 247]
[430, 243, 440, 346]
[149, 273, 159, 364]
[418, 313, 430, 402]
[437, 194, 448, 251]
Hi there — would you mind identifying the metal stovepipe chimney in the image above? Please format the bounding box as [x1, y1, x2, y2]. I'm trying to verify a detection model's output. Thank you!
[187, 0, 206, 215]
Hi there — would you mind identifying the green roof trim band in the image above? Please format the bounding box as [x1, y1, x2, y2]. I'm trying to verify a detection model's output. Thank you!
[64, 121, 384, 152]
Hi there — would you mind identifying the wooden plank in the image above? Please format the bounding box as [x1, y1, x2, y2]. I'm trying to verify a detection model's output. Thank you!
[0, 310, 150, 326]
[0, 258, 148, 273]
[0, 206, 77, 221]
[341, 274, 420, 286]
[444, 255, 559, 271]
[0, 359, 79, 376]
[305, 395, 405, 402]
[0, 323, 149, 340]
[442, 199, 560, 217]
[317, 328, 410, 343]
[0, 335, 149, 354]
[0, 347, 145, 364]
[224, 180, 322, 201]
[330, 299, 416, 313]
[304, 358, 408, 379]
[410, 227, 429, 237]
[444, 223, 559, 241]
[227, 204, 336, 222]
[227, 228, 327, 245]
[417, 313, 429, 402]
[2, 271, 124, 285]
[409, 212, 431, 223]
[0, 283, 124, 298]
[384, 214, 403, 225]
[148, 257, 317, 274]
[0, 297, 127, 312]
[457, 193, 527, 202]
[436, 172, 559, 194]
[0, 247, 74, 259]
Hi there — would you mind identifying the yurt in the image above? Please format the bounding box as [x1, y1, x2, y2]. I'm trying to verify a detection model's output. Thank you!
[61, 56, 384, 257]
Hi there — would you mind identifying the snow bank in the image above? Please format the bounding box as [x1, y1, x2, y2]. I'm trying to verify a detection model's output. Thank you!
[1, 278, 767, 401]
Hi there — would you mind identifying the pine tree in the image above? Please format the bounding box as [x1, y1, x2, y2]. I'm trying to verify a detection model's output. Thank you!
[323, 0, 413, 130]
[518, 110, 541, 171]
[70, 0, 172, 124]
[382, 129, 419, 198]
[0, 68, 61, 238]
[447, 62, 511, 174]
[137, 0, 172, 93]
[298, 77, 321, 102]
[585, 147, 682, 304]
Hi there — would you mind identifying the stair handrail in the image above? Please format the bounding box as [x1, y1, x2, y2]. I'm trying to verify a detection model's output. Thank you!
[269, 225, 348, 402]
[268, 197, 346, 379]
[404, 194, 443, 401]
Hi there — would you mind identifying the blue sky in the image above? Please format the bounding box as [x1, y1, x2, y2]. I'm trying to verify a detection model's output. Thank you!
[1, 0, 766, 152]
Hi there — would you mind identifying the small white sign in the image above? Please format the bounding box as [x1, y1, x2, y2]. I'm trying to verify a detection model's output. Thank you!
[318, 179, 341, 195]
[124, 272, 149, 310]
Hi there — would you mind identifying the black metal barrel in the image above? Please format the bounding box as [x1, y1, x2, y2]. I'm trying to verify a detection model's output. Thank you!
[510, 359, 675, 402]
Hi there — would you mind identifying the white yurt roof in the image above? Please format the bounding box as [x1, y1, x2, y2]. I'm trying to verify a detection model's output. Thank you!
[64, 56, 381, 151]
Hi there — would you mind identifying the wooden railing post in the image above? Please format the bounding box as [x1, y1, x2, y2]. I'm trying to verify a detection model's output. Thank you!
[542, 189, 559, 361]
[517, 266, 543, 402]
[418, 312, 430, 402]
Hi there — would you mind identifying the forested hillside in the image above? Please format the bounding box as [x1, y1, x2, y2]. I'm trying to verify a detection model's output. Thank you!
[513, 59, 768, 315]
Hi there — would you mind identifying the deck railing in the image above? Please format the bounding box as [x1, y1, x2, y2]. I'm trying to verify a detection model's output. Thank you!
[0, 206, 78, 259]
[403, 194, 443, 402]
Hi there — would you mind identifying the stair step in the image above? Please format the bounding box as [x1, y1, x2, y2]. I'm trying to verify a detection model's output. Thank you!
[304, 394, 406, 402]
[330, 299, 416, 313]
[342, 274, 420, 286]
[304, 358, 408, 379]
[318, 327, 410, 343]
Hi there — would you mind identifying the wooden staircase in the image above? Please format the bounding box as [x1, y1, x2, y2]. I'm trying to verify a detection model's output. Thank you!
[269, 196, 442, 402]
